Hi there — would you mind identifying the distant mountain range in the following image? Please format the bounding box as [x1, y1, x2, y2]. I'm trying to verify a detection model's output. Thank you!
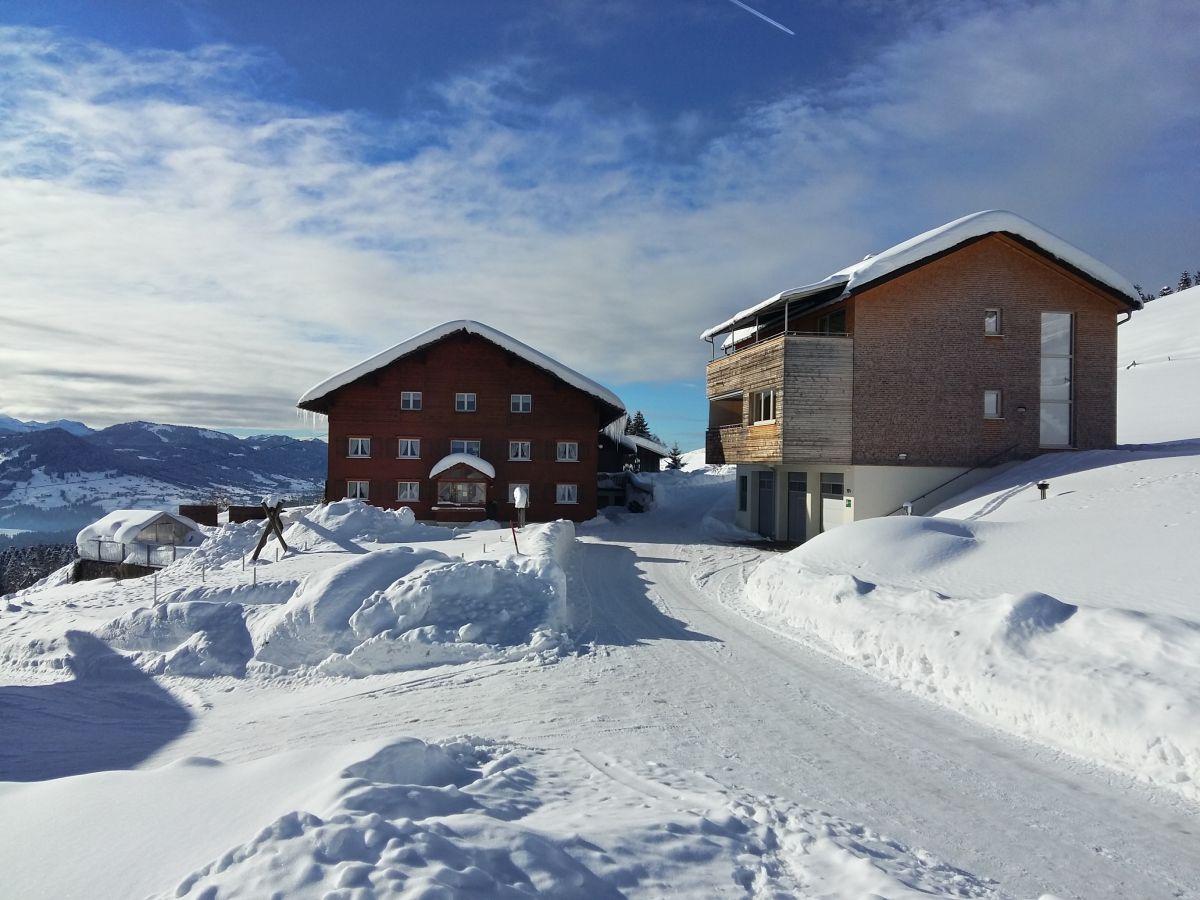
[0, 417, 326, 536]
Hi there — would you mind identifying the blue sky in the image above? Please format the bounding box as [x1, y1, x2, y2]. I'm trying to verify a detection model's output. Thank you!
[1, 0, 1196, 450]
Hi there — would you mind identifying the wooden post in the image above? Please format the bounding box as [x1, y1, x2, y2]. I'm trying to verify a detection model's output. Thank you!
[511, 521, 520, 555]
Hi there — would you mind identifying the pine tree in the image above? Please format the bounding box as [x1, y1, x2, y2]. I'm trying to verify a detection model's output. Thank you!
[666, 443, 684, 470]
[1180, 271, 1194, 292]
[625, 410, 650, 438]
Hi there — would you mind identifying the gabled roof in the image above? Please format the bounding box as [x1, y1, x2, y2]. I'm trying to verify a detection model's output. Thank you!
[76, 509, 204, 550]
[429, 453, 496, 480]
[298, 320, 625, 423]
[701, 210, 1141, 339]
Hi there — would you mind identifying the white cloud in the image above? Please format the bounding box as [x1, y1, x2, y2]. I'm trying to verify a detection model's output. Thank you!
[0, 0, 1196, 430]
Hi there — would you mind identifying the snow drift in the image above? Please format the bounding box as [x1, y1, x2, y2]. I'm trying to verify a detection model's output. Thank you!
[747, 514, 1200, 801]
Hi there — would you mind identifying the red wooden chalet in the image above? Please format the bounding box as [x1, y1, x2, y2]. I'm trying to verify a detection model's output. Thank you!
[297, 320, 626, 523]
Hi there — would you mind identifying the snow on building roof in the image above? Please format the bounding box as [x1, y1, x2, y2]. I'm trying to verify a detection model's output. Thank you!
[76, 509, 205, 557]
[619, 434, 670, 457]
[701, 210, 1141, 339]
[429, 453, 496, 480]
[298, 320, 625, 420]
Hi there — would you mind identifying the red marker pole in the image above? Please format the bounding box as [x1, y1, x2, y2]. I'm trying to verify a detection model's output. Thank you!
[510, 520, 520, 555]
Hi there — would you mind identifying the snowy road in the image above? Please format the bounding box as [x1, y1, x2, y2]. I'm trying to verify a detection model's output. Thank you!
[566, 490, 1200, 900]
[137, 480, 1199, 899]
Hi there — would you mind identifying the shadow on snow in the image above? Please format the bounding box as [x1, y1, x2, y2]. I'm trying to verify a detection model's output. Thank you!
[0, 631, 191, 781]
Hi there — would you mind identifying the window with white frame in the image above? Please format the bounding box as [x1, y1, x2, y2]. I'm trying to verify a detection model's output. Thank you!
[451, 439, 481, 456]
[509, 440, 531, 461]
[556, 441, 579, 462]
[984, 309, 1002, 335]
[348, 436, 371, 458]
[396, 481, 420, 502]
[556, 483, 578, 504]
[400, 391, 422, 410]
[984, 389, 1003, 419]
[510, 393, 532, 413]
[346, 480, 369, 500]
[397, 438, 420, 458]
[455, 392, 476, 412]
[508, 483, 530, 503]
[751, 390, 776, 424]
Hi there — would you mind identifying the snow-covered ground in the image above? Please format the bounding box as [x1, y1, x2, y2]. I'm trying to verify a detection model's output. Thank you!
[1118, 284, 1200, 443]
[3, 471, 1199, 897]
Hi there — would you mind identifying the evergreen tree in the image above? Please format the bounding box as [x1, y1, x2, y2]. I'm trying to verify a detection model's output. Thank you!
[1180, 271, 1194, 292]
[666, 443, 684, 470]
[625, 410, 650, 438]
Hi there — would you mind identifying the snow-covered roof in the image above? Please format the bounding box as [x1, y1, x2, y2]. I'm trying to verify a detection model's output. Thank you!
[620, 434, 670, 457]
[298, 320, 625, 420]
[701, 210, 1141, 339]
[76, 509, 205, 557]
[429, 453, 496, 480]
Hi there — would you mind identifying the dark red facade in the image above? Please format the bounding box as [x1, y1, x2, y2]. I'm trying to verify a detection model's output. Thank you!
[303, 329, 622, 523]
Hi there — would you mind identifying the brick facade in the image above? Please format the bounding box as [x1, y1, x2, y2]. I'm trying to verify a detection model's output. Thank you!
[317, 331, 618, 522]
[851, 233, 1121, 466]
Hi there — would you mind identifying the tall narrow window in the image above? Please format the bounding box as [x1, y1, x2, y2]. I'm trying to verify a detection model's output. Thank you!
[455, 392, 476, 412]
[348, 437, 371, 458]
[751, 390, 776, 424]
[984, 309, 1002, 335]
[983, 390, 1003, 419]
[1040, 312, 1073, 446]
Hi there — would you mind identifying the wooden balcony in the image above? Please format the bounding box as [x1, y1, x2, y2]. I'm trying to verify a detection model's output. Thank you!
[706, 333, 853, 465]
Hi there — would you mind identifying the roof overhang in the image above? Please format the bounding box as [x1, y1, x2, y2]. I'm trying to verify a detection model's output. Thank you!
[700, 210, 1142, 341]
[430, 453, 496, 480]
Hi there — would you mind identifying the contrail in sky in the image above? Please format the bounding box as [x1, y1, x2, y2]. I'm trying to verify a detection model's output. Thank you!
[725, 0, 795, 35]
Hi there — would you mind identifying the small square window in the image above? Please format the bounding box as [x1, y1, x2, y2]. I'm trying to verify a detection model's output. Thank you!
[509, 440, 531, 461]
[556, 441, 579, 462]
[348, 437, 371, 458]
[451, 439, 481, 456]
[984, 390, 1003, 419]
[401, 391, 422, 410]
[984, 309, 1002, 335]
[346, 480, 369, 500]
[752, 390, 776, 424]
[397, 481, 420, 502]
[397, 438, 420, 458]
[455, 392, 477, 412]
[556, 483, 578, 504]
[511, 393, 532, 413]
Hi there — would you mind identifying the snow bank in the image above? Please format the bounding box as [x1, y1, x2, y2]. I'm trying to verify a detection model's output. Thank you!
[747, 516, 1200, 800]
[255, 522, 575, 677]
[0, 736, 1014, 900]
[283, 498, 444, 548]
[1118, 284, 1200, 442]
[98, 601, 254, 677]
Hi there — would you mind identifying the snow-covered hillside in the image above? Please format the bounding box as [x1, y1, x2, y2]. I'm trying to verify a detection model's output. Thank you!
[0, 420, 325, 535]
[1118, 284, 1200, 442]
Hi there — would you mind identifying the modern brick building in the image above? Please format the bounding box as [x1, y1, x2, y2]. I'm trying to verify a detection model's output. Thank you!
[701, 210, 1142, 541]
[298, 321, 626, 523]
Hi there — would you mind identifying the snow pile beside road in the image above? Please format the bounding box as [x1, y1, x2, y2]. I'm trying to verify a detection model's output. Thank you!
[747, 514, 1200, 801]
[0, 736, 1018, 899]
